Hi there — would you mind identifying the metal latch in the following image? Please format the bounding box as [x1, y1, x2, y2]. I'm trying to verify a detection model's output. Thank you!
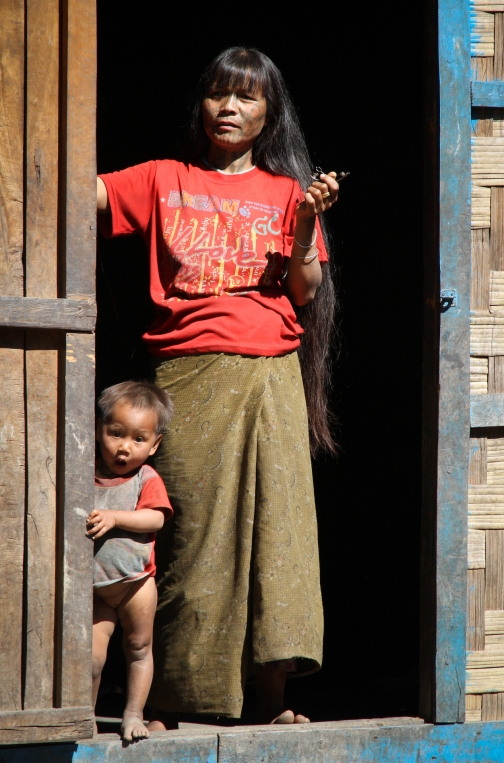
[440, 289, 457, 310]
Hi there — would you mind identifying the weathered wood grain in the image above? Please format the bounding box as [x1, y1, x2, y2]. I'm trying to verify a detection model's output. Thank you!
[0, 0, 25, 298]
[468, 569, 486, 651]
[489, 357, 504, 394]
[467, 649, 504, 668]
[469, 437, 488, 483]
[466, 693, 482, 722]
[482, 692, 504, 720]
[471, 55, 494, 81]
[0, 296, 96, 330]
[61, 0, 96, 299]
[472, 9, 495, 55]
[0, 706, 93, 745]
[471, 393, 504, 427]
[55, 332, 95, 709]
[486, 531, 504, 610]
[24, 331, 61, 709]
[490, 270, 504, 309]
[487, 609, 504, 634]
[471, 228, 490, 310]
[466, 667, 504, 693]
[472, 185, 491, 227]
[487, 437, 504, 483]
[468, 529, 486, 568]
[470, 358, 488, 395]
[491, 188, 504, 269]
[495, 14, 504, 81]
[25, 0, 59, 298]
[0, 332, 25, 712]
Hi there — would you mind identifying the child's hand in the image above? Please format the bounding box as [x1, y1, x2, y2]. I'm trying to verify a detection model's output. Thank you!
[86, 509, 116, 539]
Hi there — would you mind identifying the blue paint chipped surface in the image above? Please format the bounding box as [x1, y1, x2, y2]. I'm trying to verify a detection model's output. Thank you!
[2, 723, 504, 763]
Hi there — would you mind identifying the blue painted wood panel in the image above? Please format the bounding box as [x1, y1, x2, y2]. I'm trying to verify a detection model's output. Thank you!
[471, 393, 504, 427]
[3, 721, 504, 763]
[472, 81, 504, 108]
[434, 0, 471, 723]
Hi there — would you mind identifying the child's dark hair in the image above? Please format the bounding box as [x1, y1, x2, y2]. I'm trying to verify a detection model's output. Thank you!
[97, 381, 174, 435]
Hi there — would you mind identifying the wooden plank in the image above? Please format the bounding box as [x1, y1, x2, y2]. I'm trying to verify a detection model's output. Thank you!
[495, 15, 504, 81]
[0, 706, 93, 745]
[487, 436, 504, 482]
[471, 228, 490, 310]
[55, 332, 95, 709]
[25, 0, 59, 298]
[471, 57, 495, 82]
[482, 692, 504, 719]
[24, 331, 61, 709]
[61, 0, 96, 299]
[0, 0, 25, 715]
[0, 296, 96, 330]
[472, 80, 504, 107]
[420, 0, 470, 723]
[0, 0, 25, 298]
[471, 393, 504, 426]
[0, 332, 25, 712]
[491, 189, 504, 269]
[468, 569, 486, 651]
[486, 531, 504, 609]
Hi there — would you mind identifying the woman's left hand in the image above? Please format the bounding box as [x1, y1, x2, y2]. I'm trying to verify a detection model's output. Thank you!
[297, 171, 339, 220]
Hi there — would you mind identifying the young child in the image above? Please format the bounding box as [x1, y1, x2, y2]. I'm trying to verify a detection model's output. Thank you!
[87, 381, 174, 742]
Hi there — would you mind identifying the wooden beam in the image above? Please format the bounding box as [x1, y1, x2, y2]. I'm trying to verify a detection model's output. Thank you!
[471, 393, 504, 426]
[0, 296, 96, 330]
[0, 706, 93, 745]
[54, 332, 94, 709]
[60, 0, 96, 299]
[420, 0, 471, 723]
[0, 0, 25, 714]
[472, 80, 504, 107]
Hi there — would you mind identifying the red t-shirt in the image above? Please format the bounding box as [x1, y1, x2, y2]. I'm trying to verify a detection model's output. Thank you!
[98, 160, 328, 358]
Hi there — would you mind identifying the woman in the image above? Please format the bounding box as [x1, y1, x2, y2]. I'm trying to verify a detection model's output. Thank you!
[97, 46, 339, 726]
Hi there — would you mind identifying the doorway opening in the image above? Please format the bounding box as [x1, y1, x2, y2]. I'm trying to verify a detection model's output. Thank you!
[95, 1, 424, 724]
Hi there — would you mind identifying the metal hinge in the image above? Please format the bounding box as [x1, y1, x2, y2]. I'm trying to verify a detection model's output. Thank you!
[440, 289, 457, 310]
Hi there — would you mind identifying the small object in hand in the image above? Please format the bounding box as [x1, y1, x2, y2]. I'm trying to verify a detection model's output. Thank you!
[309, 166, 326, 183]
[336, 171, 350, 182]
[321, 192, 331, 199]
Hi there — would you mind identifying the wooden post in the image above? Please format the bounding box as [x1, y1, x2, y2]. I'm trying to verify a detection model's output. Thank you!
[420, 0, 471, 723]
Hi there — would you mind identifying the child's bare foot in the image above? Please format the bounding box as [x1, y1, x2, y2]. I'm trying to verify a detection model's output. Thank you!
[147, 711, 179, 731]
[271, 709, 310, 724]
[121, 713, 149, 742]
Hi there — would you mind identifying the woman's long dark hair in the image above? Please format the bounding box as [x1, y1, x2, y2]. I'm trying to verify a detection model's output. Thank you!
[182, 47, 338, 456]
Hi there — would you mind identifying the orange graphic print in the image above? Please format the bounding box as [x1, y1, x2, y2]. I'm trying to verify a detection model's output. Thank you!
[160, 190, 284, 298]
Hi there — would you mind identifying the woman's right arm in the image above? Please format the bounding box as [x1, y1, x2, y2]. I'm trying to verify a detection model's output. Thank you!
[97, 176, 110, 214]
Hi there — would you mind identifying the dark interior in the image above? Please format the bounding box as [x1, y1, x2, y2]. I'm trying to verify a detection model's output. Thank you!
[95, 1, 424, 723]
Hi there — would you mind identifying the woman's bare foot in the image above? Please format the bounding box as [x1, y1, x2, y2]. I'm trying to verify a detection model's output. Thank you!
[271, 709, 310, 724]
[146, 710, 179, 731]
[121, 713, 149, 742]
[255, 663, 310, 725]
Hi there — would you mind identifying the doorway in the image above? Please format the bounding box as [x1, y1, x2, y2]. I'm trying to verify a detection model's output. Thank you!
[95, 1, 424, 722]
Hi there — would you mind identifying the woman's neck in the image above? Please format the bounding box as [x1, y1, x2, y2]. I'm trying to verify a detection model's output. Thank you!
[205, 146, 254, 174]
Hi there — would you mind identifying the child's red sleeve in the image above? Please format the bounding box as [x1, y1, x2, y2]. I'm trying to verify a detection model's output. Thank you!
[136, 472, 173, 521]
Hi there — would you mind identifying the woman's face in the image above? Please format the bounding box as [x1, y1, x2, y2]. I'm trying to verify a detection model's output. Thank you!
[201, 84, 268, 155]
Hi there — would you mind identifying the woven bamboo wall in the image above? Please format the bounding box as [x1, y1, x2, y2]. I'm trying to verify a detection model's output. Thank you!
[467, 0, 504, 722]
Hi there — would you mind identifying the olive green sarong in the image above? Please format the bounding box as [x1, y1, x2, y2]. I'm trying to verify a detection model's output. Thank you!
[149, 352, 323, 717]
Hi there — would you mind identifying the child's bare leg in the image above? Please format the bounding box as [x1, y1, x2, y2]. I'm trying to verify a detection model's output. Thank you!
[147, 710, 179, 731]
[255, 663, 310, 724]
[117, 576, 157, 742]
[92, 594, 117, 734]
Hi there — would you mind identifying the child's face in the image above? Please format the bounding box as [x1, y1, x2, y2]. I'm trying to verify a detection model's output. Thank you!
[96, 402, 162, 476]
